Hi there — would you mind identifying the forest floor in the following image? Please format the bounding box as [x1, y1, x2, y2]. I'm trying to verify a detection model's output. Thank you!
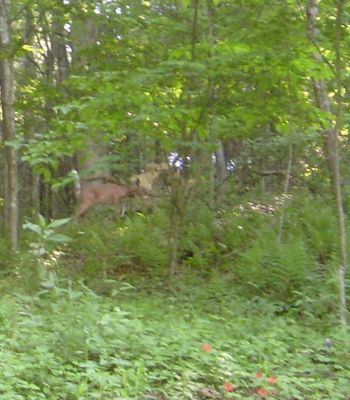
[0, 272, 348, 399]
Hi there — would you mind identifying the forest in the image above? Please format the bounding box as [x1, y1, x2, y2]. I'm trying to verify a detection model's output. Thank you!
[0, 0, 350, 399]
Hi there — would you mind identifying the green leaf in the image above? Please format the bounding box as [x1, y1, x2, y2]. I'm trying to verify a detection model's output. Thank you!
[182, 0, 191, 6]
[23, 221, 42, 235]
[21, 44, 36, 53]
[4, 140, 23, 150]
[48, 217, 71, 229]
[38, 214, 47, 227]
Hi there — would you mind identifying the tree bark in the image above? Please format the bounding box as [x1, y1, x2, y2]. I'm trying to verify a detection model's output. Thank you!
[70, 0, 110, 183]
[0, 0, 19, 251]
[167, 0, 200, 277]
[51, 6, 69, 84]
[307, 0, 347, 327]
[168, 172, 189, 278]
[23, 8, 40, 218]
[277, 144, 293, 246]
[50, 4, 72, 217]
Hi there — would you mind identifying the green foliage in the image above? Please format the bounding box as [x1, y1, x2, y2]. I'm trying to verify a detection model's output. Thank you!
[21, 132, 80, 181]
[116, 211, 168, 271]
[3, 7, 347, 397]
[0, 239, 13, 272]
[0, 277, 348, 399]
[23, 215, 72, 282]
[65, 211, 168, 278]
[181, 202, 220, 269]
[66, 190, 343, 315]
[65, 219, 122, 278]
[212, 192, 344, 317]
[238, 232, 315, 299]
[72, 202, 220, 275]
[23, 214, 72, 257]
[287, 195, 338, 266]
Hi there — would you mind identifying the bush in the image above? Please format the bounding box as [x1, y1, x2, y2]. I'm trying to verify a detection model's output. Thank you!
[285, 194, 338, 266]
[236, 231, 315, 298]
[216, 192, 343, 319]
[64, 218, 122, 278]
[115, 210, 168, 270]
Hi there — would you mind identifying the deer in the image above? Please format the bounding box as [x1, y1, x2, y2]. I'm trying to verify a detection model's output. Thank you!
[74, 173, 149, 219]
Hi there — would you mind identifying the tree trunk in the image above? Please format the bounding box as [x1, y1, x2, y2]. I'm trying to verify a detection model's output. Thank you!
[70, 0, 110, 183]
[167, 0, 200, 277]
[307, 0, 347, 327]
[169, 212, 182, 278]
[168, 173, 188, 278]
[214, 141, 228, 206]
[0, 0, 19, 252]
[23, 8, 40, 219]
[51, 5, 69, 84]
[277, 144, 293, 246]
[53, 9, 72, 218]
[215, 141, 228, 184]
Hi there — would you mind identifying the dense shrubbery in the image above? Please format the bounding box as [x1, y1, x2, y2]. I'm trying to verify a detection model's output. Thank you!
[60, 191, 344, 315]
[1, 190, 348, 399]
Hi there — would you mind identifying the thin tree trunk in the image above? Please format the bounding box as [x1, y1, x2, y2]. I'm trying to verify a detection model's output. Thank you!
[169, 212, 182, 278]
[51, 6, 69, 84]
[0, 0, 19, 252]
[23, 8, 40, 219]
[307, 0, 347, 327]
[214, 141, 228, 205]
[2, 128, 9, 234]
[51, 4, 71, 217]
[167, 0, 200, 276]
[168, 171, 190, 278]
[333, 0, 347, 328]
[277, 144, 293, 246]
[215, 141, 228, 184]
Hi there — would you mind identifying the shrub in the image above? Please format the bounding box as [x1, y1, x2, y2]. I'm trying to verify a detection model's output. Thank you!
[116, 211, 168, 271]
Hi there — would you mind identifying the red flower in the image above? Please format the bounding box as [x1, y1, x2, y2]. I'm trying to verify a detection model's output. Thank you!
[255, 372, 263, 379]
[201, 343, 212, 353]
[257, 388, 268, 397]
[224, 382, 235, 392]
[268, 376, 277, 385]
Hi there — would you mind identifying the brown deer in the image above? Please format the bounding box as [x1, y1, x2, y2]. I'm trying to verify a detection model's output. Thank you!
[75, 178, 148, 218]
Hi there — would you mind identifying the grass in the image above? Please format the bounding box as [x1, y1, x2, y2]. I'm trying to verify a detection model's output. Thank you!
[0, 273, 348, 400]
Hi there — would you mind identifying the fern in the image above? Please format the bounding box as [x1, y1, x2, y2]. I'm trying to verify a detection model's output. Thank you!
[117, 212, 168, 270]
[237, 231, 316, 299]
[286, 195, 338, 265]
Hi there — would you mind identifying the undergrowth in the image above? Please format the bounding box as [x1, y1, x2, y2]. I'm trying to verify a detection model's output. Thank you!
[0, 276, 348, 400]
[6, 191, 349, 399]
[58, 191, 347, 315]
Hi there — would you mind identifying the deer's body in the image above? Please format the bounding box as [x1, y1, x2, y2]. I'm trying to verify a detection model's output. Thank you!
[75, 181, 147, 218]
